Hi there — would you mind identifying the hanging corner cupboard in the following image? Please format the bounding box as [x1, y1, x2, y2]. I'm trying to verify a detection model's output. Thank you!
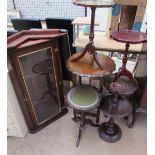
[7, 29, 69, 133]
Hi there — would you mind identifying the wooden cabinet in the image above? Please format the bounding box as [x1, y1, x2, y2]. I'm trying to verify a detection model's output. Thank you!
[7, 30, 68, 133]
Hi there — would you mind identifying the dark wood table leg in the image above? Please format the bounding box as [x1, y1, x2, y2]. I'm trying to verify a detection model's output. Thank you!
[72, 109, 79, 122]
[71, 7, 103, 69]
[125, 95, 137, 128]
[76, 112, 85, 147]
[96, 107, 100, 123]
[98, 117, 122, 142]
[72, 74, 77, 86]
[79, 76, 82, 85]
[113, 43, 138, 86]
[113, 43, 133, 80]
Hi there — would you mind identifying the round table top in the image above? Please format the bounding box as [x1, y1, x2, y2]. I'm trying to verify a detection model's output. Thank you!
[32, 59, 53, 75]
[66, 53, 116, 77]
[102, 95, 132, 118]
[73, 0, 114, 8]
[112, 30, 147, 44]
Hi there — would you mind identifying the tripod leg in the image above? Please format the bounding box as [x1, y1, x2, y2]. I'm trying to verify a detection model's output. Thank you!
[71, 43, 89, 62]
[126, 95, 136, 128]
[76, 112, 85, 147]
[72, 109, 78, 122]
[113, 67, 133, 82]
[93, 52, 104, 69]
[96, 107, 100, 123]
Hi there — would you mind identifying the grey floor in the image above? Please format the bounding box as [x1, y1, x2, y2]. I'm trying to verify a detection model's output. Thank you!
[8, 108, 147, 155]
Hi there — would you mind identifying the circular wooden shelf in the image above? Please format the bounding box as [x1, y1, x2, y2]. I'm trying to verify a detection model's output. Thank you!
[102, 95, 132, 118]
[73, 0, 114, 8]
[112, 30, 147, 44]
[66, 53, 116, 77]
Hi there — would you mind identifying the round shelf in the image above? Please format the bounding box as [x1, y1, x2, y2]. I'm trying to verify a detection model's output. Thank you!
[66, 53, 116, 77]
[102, 95, 132, 118]
[112, 30, 147, 44]
[73, 0, 114, 8]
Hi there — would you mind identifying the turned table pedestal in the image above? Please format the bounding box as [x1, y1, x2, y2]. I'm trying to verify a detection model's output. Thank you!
[72, 0, 114, 69]
[112, 30, 147, 82]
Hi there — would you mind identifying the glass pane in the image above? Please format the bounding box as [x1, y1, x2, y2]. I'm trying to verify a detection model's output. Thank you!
[18, 48, 60, 125]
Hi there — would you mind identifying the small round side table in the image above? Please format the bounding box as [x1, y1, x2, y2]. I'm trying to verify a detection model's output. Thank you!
[111, 30, 147, 82]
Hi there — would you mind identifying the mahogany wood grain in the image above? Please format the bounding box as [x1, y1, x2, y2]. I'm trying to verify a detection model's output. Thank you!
[112, 30, 147, 44]
[67, 52, 116, 77]
[112, 30, 147, 82]
[7, 29, 66, 49]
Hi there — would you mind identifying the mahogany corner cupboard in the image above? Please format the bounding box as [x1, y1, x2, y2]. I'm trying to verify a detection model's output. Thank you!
[7, 29, 71, 133]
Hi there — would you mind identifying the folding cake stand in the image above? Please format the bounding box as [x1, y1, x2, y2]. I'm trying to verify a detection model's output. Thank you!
[98, 30, 147, 142]
[98, 80, 138, 142]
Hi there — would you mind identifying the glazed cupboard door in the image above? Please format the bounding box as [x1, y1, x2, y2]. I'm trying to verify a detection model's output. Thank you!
[14, 45, 63, 127]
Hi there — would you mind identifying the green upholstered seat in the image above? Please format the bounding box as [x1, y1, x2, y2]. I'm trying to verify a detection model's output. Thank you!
[67, 85, 101, 110]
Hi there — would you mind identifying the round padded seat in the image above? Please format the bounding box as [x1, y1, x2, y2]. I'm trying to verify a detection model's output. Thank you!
[66, 85, 101, 111]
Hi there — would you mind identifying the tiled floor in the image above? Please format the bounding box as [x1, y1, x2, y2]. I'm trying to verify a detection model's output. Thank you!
[8, 108, 147, 155]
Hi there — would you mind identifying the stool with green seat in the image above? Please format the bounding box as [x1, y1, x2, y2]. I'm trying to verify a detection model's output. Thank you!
[66, 84, 101, 147]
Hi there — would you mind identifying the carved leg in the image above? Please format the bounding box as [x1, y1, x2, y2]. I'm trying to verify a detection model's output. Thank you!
[96, 107, 100, 123]
[125, 95, 137, 128]
[71, 43, 90, 62]
[72, 74, 76, 86]
[113, 67, 139, 87]
[76, 112, 85, 147]
[99, 77, 104, 92]
[72, 109, 79, 122]
[113, 43, 138, 82]
[73, 109, 77, 119]
[93, 52, 104, 69]
[79, 76, 82, 85]
[113, 67, 134, 82]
